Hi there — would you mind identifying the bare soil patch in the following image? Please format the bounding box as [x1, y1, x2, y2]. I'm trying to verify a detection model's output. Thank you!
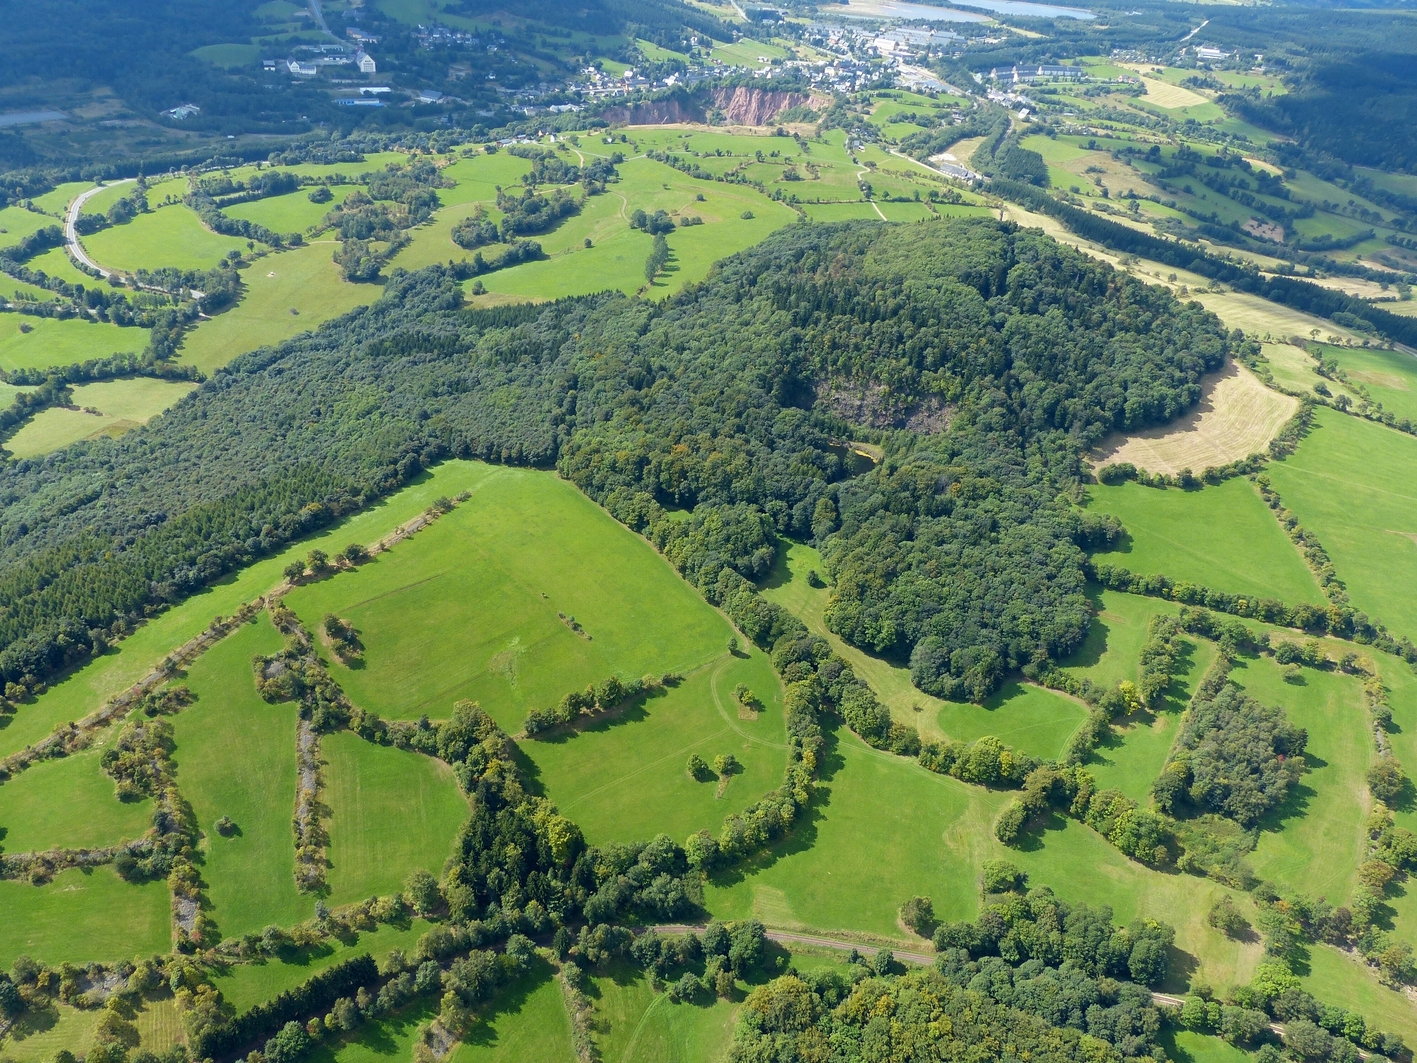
[1090, 361, 1298, 475]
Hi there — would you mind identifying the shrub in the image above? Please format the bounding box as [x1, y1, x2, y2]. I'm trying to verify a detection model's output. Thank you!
[899, 896, 935, 935]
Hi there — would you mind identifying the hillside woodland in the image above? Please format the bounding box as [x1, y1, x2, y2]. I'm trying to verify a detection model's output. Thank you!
[0, 219, 1233, 703]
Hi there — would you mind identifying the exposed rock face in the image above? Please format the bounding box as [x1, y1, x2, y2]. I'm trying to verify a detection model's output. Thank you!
[600, 87, 817, 127]
[709, 86, 811, 125]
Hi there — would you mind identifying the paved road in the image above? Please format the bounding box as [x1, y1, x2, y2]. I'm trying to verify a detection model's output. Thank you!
[64, 179, 133, 278]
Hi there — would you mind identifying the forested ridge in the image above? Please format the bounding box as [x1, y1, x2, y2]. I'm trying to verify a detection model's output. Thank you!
[0, 219, 1232, 702]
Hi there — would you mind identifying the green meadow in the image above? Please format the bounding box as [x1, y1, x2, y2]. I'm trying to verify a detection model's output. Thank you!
[0, 866, 171, 969]
[7, 377, 196, 458]
[759, 542, 950, 742]
[225, 186, 355, 233]
[939, 682, 1087, 761]
[450, 968, 577, 1063]
[522, 651, 788, 846]
[0, 314, 148, 374]
[0, 205, 57, 249]
[322, 732, 468, 906]
[1299, 945, 1417, 1047]
[23, 247, 96, 287]
[0, 461, 491, 762]
[170, 614, 308, 940]
[212, 920, 432, 1014]
[0, 734, 152, 853]
[83, 205, 249, 273]
[1085, 477, 1326, 606]
[284, 466, 733, 731]
[306, 996, 439, 1063]
[587, 962, 737, 1063]
[179, 241, 379, 374]
[1319, 343, 1417, 425]
[1230, 653, 1371, 903]
[1266, 408, 1417, 641]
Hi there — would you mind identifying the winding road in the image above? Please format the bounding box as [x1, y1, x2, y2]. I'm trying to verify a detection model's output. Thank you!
[64, 179, 133, 278]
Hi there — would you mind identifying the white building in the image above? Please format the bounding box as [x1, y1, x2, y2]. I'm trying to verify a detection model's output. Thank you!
[356, 50, 376, 73]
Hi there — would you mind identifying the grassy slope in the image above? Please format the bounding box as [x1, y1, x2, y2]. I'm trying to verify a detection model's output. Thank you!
[212, 920, 432, 1013]
[1085, 478, 1326, 606]
[23, 247, 96, 287]
[0, 732, 153, 852]
[7, 378, 197, 458]
[1229, 654, 1371, 904]
[1074, 592, 1217, 802]
[0, 866, 170, 969]
[170, 613, 308, 940]
[587, 961, 737, 1063]
[178, 241, 380, 375]
[941, 681, 1086, 761]
[284, 467, 732, 731]
[1320, 344, 1417, 425]
[82, 205, 250, 273]
[521, 651, 788, 847]
[0, 314, 148, 374]
[0, 461, 491, 761]
[322, 732, 468, 906]
[451, 966, 577, 1063]
[1267, 408, 1417, 641]
[224, 186, 355, 233]
[759, 542, 950, 742]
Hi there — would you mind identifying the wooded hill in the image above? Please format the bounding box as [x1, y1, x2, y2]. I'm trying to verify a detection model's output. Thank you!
[0, 219, 1234, 703]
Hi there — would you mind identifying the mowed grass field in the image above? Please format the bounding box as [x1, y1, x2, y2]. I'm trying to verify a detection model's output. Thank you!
[170, 614, 309, 940]
[179, 241, 380, 374]
[587, 961, 737, 1063]
[0, 314, 148, 373]
[83, 204, 249, 273]
[1266, 408, 1417, 642]
[284, 465, 735, 731]
[1230, 653, 1371, 903]
[0, 866, 171, 969]
[0, 461, 492, 762]
[322, 732, 468, 906]
[1091, 362, 1298, 477]
[7, 377, 197, 458]
[1085, 476, 1326, 606]
[0, 733, 152, 853]
[522, 651, 788, 846]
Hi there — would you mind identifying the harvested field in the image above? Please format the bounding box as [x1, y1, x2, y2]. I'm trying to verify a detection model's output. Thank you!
[1091, 362, 1297, 475]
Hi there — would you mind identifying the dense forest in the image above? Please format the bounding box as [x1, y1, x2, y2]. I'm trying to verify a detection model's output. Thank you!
[0, 219, 1231, 704]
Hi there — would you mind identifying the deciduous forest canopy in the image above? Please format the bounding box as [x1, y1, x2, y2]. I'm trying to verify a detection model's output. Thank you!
[0, 220, 1231, 699]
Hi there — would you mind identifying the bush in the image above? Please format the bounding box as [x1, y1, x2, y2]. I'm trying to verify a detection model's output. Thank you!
[899, 896, 935, 935]
[981, 860, 1026, 894]
[1207, 895, 1251, 938]
[1367, 755, 1409, 804]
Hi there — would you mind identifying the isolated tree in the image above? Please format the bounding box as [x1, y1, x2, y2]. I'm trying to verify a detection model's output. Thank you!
[899, 896, 935, 935]
[1368, 755, 1409, 804]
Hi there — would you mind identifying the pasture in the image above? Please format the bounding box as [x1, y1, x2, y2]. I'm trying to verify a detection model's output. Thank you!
[7, 377, 197, 458]
[450, 968, 577, 1063]
[212, 920, 432, 1014]
[22, 247, 95, 287]
[0, 866, 171, 969]
[0, 205, 56, 249]
[0, 734, 152, 853]
[179, 241, 379, 374]
[1090, 362, 1298, 477]
[82, 204, 249, 273]
[588, 962, 737, 1063]
[224, 186, 355, 233]
[1230, 654, 1371, 903]
[322, 732, 468, 906]
[0, 461, 491, 762]
[1266, 408, 1417, 642]
[170, 613, 309, 940]
[284, 465, 734, 731]
[522, 651, 788, 847]
[759, 541, 950, 742]
[939, 682, 1087, 761]
[1084, 476, 1326, 605]
[1319, 343, 1417, 425]
[0, 315, 148, 374]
